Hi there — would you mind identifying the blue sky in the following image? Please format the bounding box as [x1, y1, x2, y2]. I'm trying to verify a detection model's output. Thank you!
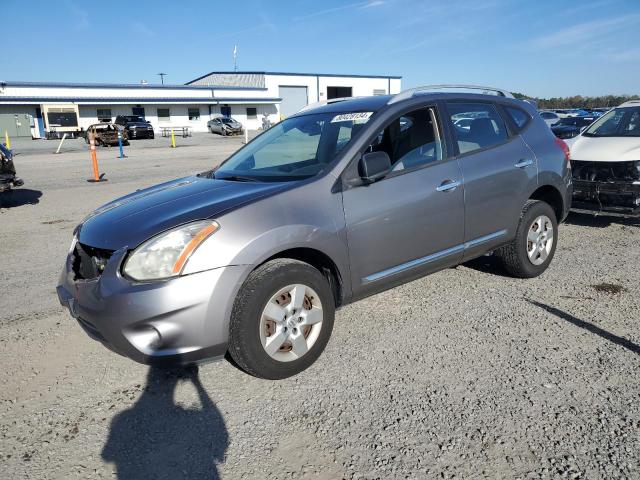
[3, 0, 639, 97]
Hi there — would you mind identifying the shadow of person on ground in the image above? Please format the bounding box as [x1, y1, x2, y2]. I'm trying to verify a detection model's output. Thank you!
[102, 366, 228, 480]
[0, 189, 42, 208]
[527, 299, 640, 356]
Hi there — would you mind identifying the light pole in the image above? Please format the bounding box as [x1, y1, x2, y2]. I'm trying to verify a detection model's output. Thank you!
[157, 73, 167, 85]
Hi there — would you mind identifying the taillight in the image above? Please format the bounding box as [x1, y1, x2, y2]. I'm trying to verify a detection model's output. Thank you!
[555, 137, 571, 165]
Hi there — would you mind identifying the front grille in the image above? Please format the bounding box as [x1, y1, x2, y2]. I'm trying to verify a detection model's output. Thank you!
[571, 160, 640, 182]
[72, 242, 114, 280]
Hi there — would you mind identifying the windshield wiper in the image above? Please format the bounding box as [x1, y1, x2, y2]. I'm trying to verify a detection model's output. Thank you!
[216, 174, 260, 182]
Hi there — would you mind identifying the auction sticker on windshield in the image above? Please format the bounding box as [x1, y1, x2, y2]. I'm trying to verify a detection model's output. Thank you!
[331, 112, 373, 123]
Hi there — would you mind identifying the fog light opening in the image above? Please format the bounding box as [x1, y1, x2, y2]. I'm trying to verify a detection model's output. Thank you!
[129, 326, 162, 353]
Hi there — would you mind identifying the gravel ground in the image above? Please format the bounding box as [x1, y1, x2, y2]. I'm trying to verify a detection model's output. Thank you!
[1, 134, 639, 479]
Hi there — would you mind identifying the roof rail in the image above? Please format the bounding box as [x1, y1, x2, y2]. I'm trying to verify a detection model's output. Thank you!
[297, 96, 357, 113]
[388, 84, 514, 105]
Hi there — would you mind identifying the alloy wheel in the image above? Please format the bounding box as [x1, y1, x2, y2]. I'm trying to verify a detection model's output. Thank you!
[527, 215, 554, 265]
[259, 284, 324, 362]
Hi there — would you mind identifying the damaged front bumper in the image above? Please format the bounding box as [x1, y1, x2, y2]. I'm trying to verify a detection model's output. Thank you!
[571, 160, 640, 217]
[572, 179, 640, 217]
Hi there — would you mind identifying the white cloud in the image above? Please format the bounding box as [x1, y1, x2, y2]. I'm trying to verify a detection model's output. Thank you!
[65, 0, 89, 30]
[294, 0, 384, 21]
[131, 22, 154, 37]
[532, 14, 640, 49]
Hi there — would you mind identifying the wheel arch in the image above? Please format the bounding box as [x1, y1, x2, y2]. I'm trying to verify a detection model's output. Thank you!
[529, 184, 564, 221]
[261, 247, 344, 307]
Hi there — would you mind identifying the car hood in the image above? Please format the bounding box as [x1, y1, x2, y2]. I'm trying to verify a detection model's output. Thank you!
[127, 122, 151, 128]
[552, 125, 579, 133]
[569, 135, 640, 162]
[224, 122, 241, 128]
[78, 175, 289, 250]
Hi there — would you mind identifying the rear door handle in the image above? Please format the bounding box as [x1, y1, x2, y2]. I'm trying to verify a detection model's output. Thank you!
[436, 180, 461, 192]
[514, 159, 533, 168]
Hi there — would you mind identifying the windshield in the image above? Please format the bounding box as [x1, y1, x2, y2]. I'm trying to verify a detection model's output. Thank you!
[221, 118, 235, 124]
[583, 107, 640, 137]
[214, 111, 373, 181]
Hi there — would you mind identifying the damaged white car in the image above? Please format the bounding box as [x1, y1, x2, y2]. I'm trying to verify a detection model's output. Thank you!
[569, 100, 640, 217]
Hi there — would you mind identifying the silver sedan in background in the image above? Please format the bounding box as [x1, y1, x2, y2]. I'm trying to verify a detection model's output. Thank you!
[207, 117, 244, 136]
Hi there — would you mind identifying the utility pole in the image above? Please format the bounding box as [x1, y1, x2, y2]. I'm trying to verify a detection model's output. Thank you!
[157, 73, 167, 85]
[233, 45, 238, 72]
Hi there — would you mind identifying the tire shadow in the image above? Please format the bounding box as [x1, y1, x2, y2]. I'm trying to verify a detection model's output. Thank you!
[564, 212, 639, 228]
[461, 255, 509, 277]
[102, 366, 228, 480]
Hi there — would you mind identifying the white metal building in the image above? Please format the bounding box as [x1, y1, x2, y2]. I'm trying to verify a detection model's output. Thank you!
[0, 72, 401, 137]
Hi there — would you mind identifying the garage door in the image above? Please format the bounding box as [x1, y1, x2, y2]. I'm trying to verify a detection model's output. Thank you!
[0, 112, 33, 138]
[279, 86, 308, 118]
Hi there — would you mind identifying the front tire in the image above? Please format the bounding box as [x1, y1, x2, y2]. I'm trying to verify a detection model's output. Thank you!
[228, 259, 335, 380]
[495, 200, 558, 278]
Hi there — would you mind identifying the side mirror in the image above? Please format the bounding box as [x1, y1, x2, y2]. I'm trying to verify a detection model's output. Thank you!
[359, 151, 391, 184]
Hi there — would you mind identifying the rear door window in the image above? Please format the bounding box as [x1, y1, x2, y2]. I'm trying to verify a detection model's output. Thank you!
[447, 103, 508, 155]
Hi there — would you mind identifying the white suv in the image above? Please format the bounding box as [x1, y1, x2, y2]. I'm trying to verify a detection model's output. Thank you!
[569, 100, 640, 216]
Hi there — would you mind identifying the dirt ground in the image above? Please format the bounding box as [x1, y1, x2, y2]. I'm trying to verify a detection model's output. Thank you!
[1, 134, 639, 479]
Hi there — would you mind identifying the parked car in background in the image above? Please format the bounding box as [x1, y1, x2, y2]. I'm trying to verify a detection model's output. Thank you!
[114, 115, 154, 139]
[85, 123, 129, 146]
[564, 109, 591, 117]
[540, 111, 560, 126]
[551, 116, 596, 139]
[569, 100, 640, 216]
[207, 116, 244, 136]
[0, 143, 23, 196]
[58, 85, 572, 379]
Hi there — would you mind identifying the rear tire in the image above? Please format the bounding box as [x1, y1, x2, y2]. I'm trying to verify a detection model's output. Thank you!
[495, 200, 558, 278]
[228, 259, 335, 380]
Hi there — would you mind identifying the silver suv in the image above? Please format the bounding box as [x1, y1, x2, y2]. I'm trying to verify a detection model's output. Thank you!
[57, 85, 572, 379]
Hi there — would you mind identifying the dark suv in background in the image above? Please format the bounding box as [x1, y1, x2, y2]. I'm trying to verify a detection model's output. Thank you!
[114, 115, 155, 139]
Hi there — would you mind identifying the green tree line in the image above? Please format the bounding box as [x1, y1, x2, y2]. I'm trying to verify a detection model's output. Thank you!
[512, 92, 640, 109]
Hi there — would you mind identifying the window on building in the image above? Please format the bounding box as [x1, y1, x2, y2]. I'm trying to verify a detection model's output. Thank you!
[365, 108, 443, 174]
[157, 108, 170, 122]
[97, 108, 112, 123]
[188, 107, 200, 121]
[327, 86, 352, 99]
[246, 107, 257, 119]
[46, 108, 78, 128]
[447, 102, 508, 154]
[373, 89, 386, 96]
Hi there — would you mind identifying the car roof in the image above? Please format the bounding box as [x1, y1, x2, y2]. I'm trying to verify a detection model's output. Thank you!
[295, 91, 529, 117]
[619, 100, 640, 107]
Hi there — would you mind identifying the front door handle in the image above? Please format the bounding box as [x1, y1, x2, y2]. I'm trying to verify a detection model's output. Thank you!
[514, 159, 533, 168]
[436, 180, 461, 192]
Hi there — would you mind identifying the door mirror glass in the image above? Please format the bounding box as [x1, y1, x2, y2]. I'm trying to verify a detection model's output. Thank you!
[359, 151, 391, 183]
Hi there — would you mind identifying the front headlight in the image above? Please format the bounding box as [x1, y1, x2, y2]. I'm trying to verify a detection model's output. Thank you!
[123, 220, 219, 281]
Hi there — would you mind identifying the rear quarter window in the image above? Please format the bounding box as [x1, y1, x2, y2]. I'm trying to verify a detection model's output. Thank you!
[505, 107, 531, 130]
